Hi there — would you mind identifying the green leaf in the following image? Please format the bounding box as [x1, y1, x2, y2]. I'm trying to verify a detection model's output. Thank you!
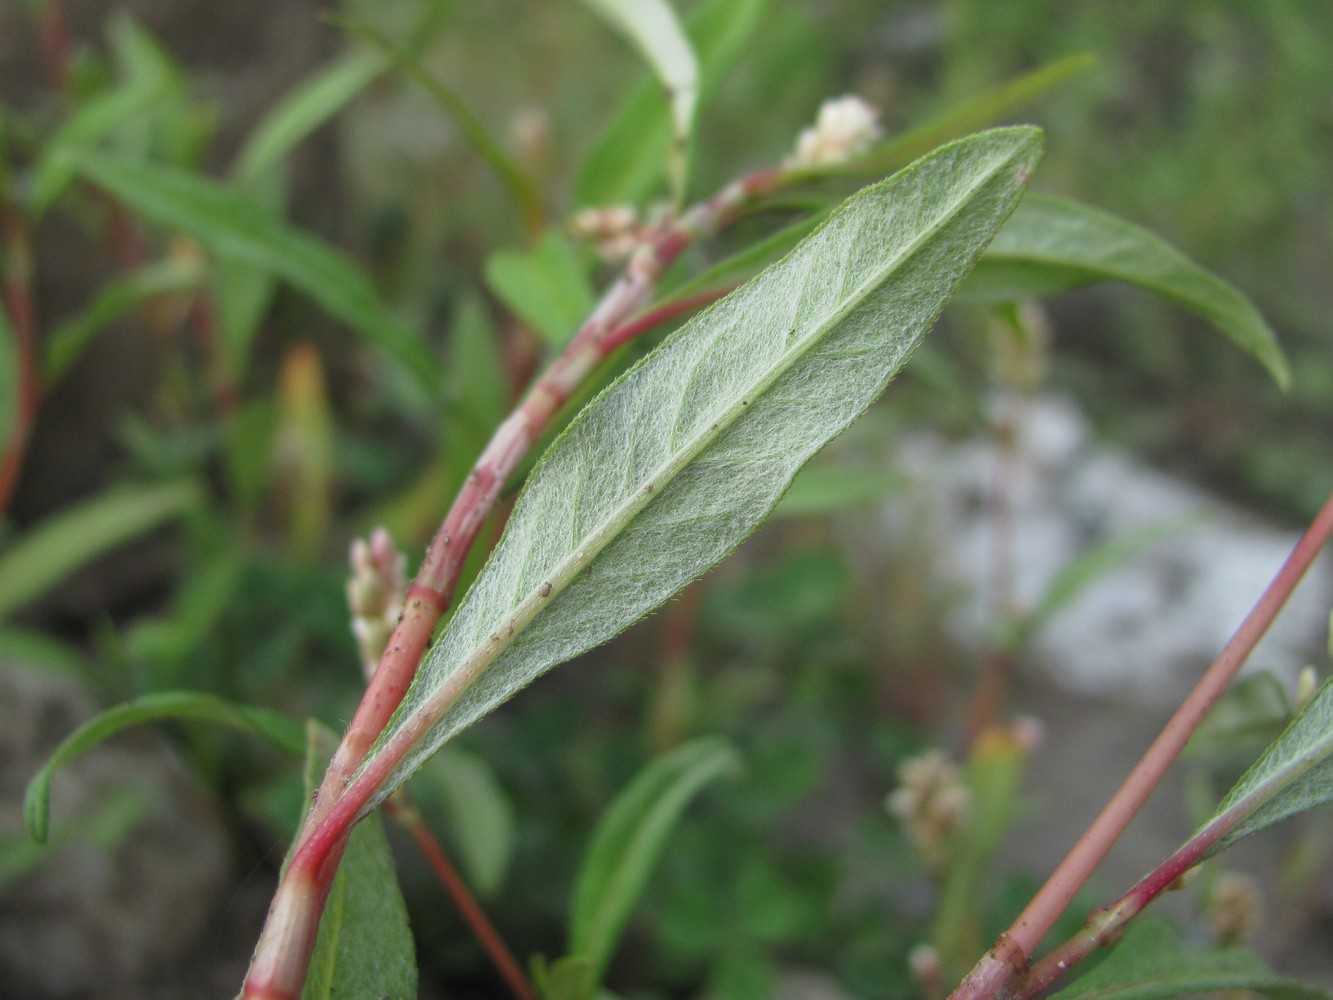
[233, 50, 385, 185]
[302, 812, 416, 1000]
[413, 747, 515, 896]
[359, 127, 1043, 814]
[1197, 673, 1333, 858]
[772, 464, 905, 518]
[532, 954, 598, 1000]
[1050, 918, 1330, 1000]
[999, 517, 1195, 654]
[80, 155, 440, 393]
[665, 214, 821, 302]
[484, 233, 596, 346]
[963, 194, 1290, 389]
[835, 53, 1096, 179]
[336, 16, 543, 234]
[2, 787, 154, 889]
[575, 0, 767, 207]
[43, 257, 204, 384]
[29, 15, 179, 215]
[0, 480, 201, 619]
[24, 691, 305, 843]
[579, 0, 698, 204]
[570, 737, 741, 984]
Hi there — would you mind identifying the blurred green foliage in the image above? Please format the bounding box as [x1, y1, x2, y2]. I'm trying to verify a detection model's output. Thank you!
[2, 2, 1331, 998]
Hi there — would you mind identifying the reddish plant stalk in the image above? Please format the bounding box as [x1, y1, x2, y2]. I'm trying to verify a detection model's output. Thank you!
[1014, 803, 1245, 1000]
[949, 487, 1333, 1000]
[386, 798, 538, 1000]
[244, 167, 788, 1000]
[0, 204, 39, 518]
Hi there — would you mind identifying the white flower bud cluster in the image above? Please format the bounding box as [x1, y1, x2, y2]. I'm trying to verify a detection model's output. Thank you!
[787, 95, 883, 170]
[886, 748, 971, 869]
[346, 527, 407, 680]
[569, 204, 642, 262]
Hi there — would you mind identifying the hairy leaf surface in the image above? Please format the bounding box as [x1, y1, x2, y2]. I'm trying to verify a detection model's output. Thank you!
[1199, 673, 1333, 857]
[360, 127, 1043, 812]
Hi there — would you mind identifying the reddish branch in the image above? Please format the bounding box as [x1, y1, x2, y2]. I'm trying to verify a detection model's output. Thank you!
[0, 204, 38, 518]
[949, 487, 1333, 1000]
[386, 798, 537, 1000]
[243, 166, 787, 999]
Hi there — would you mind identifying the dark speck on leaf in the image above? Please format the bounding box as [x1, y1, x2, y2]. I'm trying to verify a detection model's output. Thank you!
[539, 581, 552, 597]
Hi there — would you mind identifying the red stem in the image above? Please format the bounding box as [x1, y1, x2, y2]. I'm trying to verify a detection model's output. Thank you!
[0, 205, 39, 518]
[949, 487, 1333, 1000]
[387, 798, 538, 1000]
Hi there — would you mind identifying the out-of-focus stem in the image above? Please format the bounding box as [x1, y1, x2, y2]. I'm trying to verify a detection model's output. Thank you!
[386, 797, 538, 1000]
[0, 202, 38, 519]
[948, 487, 1333, 1000]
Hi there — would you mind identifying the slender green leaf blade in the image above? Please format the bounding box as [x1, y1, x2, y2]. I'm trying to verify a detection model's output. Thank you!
[1200, 674, 1333, 857]
[575, 0, 767, 207]
[301, 812, 416, 1000]
[963, 194, 1289, 389]
[44, 257, 204, 383]
[834, 53, 1096, 179]
[80, 156, 440, 392]
[362, 127, 1043, 808]
[579, 0, 699, 203]
[29, 15, 180, 215]
[484, 233, 596, 346]
[1050, 918, 1329, 1000]
[336, 17, 543, 234]
[413, 748, 515, 896]
[24, 691, 305, 842]
[234, 50, 385, 184]
[570, 737, 740, 983]
[0, 480, 201, 618]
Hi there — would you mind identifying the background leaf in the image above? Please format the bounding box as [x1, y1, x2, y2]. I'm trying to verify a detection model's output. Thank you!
[962, 194, 1290, 388]
[232, 50, 386, 185]
[24, 690, 305, 843]
[1050, 918, 1330, 1000]
[772, 464, 906, 518]
[578, 0, 699, 203]
[43, 257, 204, 384]
[1199, 673, 1333, 857]
[0, 480, 201, 618]
[574, 0, 767, 207]
[570, 737, 741, 984]
[360, 127, 1043, 810]
[412, 747, 515, 897]
[484, 233, 596, 346]
[81, 156, 440, 393]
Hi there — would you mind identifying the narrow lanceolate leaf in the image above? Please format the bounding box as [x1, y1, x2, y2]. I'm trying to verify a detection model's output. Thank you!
[1198, 674, 1333, 858]
[1050, 918, 1330, 1000]
[80, 156, 440, 393]
[233, 50, 385, 185]
[570, 737, 741, 984]
[24, 691, 305, 843]
[484, 232, 596, 347]
[0, 480, 201, 618]
[358, 127, 1043, 811]
[962, 194, 1289, 389]
[579, 0, 699, 203]
[574, 0, 768, 208]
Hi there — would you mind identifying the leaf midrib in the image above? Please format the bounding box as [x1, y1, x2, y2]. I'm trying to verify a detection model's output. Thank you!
[393, 146, 1017, 738]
